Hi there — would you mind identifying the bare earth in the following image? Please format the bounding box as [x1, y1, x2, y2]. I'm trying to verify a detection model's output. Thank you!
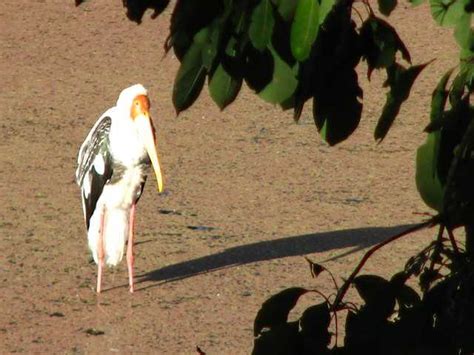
[0, 1, 460, 353]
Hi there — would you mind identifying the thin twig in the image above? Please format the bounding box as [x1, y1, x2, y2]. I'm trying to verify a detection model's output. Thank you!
[447, 228, 460, 255]
[331, 218, 437, 311]
[428, 225, 445, 273]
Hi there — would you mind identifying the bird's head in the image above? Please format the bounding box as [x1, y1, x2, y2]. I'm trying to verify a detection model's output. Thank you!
[118, 84, 164, 193]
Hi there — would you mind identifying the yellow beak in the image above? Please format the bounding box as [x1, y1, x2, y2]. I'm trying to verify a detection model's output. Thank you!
[134, 113, 164, 193]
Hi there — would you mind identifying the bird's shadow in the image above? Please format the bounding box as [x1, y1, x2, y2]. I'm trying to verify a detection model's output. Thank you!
[134, 224, 415, 291]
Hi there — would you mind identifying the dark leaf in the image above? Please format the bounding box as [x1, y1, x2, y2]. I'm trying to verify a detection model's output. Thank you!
[165, 0, 222, 59]
[252, 322, 301, 355]
[360, 16, 411, 79]
[290, 0, 320, 61]
[122, 0, 170, 23]
[231, 0, 253, 35]
[354, 275, 396, 318]
[390, 272, 421, 313]
[304, 257, 325, 278]
[299, 302, 331, 334]
[272, 9, 297, 66]
[396, 284, 421, 311]
[313, 66, 362, 145]
[378, 0, 398, 16]
[449, 69, 469, 107]
[244, 46, 275, 93]
[425, 68, 455, 132]
[344, 309, 389, 351]
[254, 287, 308, 336]
[292, 0, 356, 123]
[374, 62, 430, 141]
[249, 0, 275, 51]
[354, 275, 390, 305]
[420, 267, 443, 292]
[466, 0, 474, 11]
[299, 303, 331, 352]
[438, 95, 472, 187]
[442, 116, 474, 228]
[172, 30, 208, 114]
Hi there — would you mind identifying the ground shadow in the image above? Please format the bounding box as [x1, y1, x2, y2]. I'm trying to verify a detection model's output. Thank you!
[136, 224, 415, 289]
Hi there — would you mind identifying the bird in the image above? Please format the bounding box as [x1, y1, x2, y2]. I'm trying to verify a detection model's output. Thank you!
[75, 84, 164, 293]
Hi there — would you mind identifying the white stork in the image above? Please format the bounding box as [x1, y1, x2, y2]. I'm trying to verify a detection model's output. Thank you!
[76, 84, 164, 293]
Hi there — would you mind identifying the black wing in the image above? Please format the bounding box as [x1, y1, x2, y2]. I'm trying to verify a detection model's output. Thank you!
[76, 116, 113, 230]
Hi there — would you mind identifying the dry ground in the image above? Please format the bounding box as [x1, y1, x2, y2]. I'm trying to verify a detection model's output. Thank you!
[0, 0, 460, 353]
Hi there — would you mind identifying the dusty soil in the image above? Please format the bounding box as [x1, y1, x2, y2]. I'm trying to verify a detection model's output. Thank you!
[0, 1, 460, 353]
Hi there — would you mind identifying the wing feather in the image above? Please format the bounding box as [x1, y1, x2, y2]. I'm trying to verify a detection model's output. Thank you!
[76, 116, 113, 229]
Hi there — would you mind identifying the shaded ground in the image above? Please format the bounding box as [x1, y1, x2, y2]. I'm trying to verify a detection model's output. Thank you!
[0, 1, 459, 353]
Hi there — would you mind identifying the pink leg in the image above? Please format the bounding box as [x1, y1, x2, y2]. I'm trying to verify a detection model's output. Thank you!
[97, 207, 106, 293]
[127, 204, 136, 293]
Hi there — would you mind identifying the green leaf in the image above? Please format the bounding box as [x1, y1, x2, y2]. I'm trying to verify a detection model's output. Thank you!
[172, 29, 209, 114]
[449, 69, 472, 108]
[374, 62, 429, 141]
[454, 13, 474, 51]
[290, 0, 320, 61]
[271, 0, 298, 21]
[319, 0, 335, 25]
[166, 0, 222, 60]
[201, 2, 234, 71]
[258, 47, 298, 104]
[378, 0, 398, 16]
[254, 287, 308, 336]
[249, 0, 275, 51]
[416, 130, 445, 211]
[430, 0, 467, 26]
[202, 28, 220, 70]
[209, 63, 243, 110]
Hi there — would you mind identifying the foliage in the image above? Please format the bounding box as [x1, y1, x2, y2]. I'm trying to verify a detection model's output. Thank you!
[253, 226, 474, 354]
[162, 0, 436, 145]
[76, 0, 473, 353]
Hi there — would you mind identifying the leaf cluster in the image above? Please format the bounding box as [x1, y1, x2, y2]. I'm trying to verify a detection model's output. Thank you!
[253, 228, 474, 354]
[416, 59, 473, 226]
[165, 0, 431, 145]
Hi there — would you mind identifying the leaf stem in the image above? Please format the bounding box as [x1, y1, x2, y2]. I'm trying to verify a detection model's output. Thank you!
[331, 218, 437, 310]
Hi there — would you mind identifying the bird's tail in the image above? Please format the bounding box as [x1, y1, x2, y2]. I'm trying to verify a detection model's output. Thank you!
[88, 206, 128, 267]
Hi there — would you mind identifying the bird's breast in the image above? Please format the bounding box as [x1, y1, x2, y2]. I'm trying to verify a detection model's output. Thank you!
[101, 164, 147, 209]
